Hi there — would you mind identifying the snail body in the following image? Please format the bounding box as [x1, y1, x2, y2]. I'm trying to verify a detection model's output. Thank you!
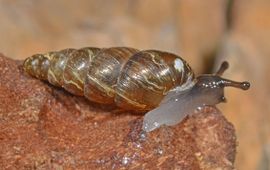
[24, 47, 250, 132]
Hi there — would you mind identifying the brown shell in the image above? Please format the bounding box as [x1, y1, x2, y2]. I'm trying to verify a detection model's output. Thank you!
[23, 47, 195, 111]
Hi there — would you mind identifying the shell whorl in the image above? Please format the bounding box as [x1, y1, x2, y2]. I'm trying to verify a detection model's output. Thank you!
[23, 47, 194, 111]
[115, 50, 194, 110]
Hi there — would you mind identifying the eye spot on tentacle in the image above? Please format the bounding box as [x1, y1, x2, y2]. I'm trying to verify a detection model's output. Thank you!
[174, 58, 184, 72]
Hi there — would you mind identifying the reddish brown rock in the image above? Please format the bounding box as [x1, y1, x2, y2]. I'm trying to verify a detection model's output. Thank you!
[0, 54, 236, 169]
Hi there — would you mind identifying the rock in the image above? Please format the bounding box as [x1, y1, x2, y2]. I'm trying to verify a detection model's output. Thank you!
[0, 54, 236, 169]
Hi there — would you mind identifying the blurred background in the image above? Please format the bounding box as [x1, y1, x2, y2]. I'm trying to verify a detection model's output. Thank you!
[0, 0, 269, 169]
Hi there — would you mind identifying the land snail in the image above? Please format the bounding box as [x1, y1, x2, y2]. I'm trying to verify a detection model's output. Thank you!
[23, 47, 250, 132]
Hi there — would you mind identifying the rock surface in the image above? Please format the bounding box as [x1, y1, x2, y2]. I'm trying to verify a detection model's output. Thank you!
[0, 54, 236, 169]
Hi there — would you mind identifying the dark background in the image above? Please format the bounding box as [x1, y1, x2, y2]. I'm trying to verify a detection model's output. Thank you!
[0, 1, 269, 169]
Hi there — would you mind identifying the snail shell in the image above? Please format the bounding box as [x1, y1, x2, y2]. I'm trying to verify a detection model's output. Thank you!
[23, 47, 250, 132]
[24, 47, 194, 111]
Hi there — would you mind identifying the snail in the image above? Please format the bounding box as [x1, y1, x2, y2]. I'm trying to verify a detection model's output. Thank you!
[23, 47, 250, 132]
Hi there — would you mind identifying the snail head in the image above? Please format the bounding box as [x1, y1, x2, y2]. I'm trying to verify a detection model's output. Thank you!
[194, 61, 250, 105]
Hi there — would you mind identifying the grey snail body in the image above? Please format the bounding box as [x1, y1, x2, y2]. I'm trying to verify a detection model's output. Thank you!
[23, 47, 250, 132]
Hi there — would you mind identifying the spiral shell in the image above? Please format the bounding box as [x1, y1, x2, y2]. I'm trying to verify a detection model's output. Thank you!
[23, 47, 194, 111]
